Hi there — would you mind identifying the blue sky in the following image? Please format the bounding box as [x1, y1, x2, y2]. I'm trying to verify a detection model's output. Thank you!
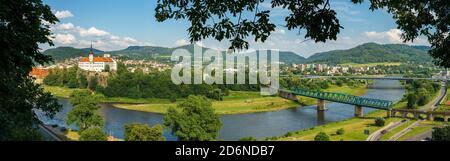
[42, 0, 428, 57]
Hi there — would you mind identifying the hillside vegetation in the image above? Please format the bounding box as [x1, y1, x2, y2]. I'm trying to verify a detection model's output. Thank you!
[44, 43, 431, 65]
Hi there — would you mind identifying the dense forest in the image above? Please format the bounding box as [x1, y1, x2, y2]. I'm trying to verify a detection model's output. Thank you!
[403, 80, 441, 109]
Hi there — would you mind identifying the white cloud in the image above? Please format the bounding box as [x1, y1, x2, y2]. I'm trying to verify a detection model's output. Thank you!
[56, 23, 75, 30]
[175, 39, 190, 46]
[123, 37, 138, 44]
[55, 10, 74, 19]
[53, 33, 76, 45]
[46, 21, 154, 51]
[79, 27, 110, 37]
[274, 28, 286, 35]
[364, 29, 404, 44]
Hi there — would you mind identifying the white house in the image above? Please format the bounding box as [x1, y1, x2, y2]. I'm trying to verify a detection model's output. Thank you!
[78, 46, 117, 72]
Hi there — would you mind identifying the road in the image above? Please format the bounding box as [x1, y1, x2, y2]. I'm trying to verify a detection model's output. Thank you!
[366, 121, 405, 141]
[388, 120, 421, 141]
[38, 124, 62, 141]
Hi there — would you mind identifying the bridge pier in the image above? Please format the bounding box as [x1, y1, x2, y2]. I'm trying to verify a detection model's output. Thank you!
[317, 99, 326, 111]
[386, 110, 392, 118]
[355, 105, 363, 117]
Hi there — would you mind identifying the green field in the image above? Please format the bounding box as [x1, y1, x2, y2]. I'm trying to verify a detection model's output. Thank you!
[338, 62, 402, 67]
[115, 91, 299, 115]
[272, 110, 402, 141]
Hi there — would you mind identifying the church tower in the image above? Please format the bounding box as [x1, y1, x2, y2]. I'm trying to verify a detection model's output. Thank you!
[89, 43, 94, 62]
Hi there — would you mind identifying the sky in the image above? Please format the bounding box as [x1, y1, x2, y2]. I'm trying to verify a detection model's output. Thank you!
[42, 0, 429, 58]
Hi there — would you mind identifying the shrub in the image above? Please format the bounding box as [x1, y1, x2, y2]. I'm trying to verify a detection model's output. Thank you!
[314, 132, 330, 141]
[375, 117, 386, 127]
[336, 128, 345, 135]
[239, 136, 257, 141]
[79, 127, 107, 141]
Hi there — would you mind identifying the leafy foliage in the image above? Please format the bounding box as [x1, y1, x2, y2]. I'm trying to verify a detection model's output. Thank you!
[403, 80, 440, 109]
[432, 126, 450, 141]
[336, 128, 345, 135]
[66, 90, 104, 132]
[155, 0, 450, 67]
[79, 127, 108, 141]
[374, 117, 385, 127]
[314, 132, 330, 141]
[164, 95, 222, 141]
[124, 123, 165, 141]
[0, 0, 61, 140]
[239, 136, 258, 141]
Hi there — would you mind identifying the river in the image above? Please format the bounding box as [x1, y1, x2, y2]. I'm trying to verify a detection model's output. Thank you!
[38, 79, 404, 141]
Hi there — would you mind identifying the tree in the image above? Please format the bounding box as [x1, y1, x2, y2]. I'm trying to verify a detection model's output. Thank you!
[0, 0, 61, 140]
[164, 95, 222, 141]
[155, 0, 450, 67]
[79, 127, 107, 141]
[314, 132, 330, 141]
[407, 93, 418, 109]
[336, 128, 345, 135]
[124, 123, 165, 141]
[374, 117, 385, 127]
[239, 136, 257, 141]
[432, 126, 450, 141]
[67, 90, 104, 132]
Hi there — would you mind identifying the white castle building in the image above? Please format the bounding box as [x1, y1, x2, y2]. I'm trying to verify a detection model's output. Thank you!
[78, 45, 117, 72]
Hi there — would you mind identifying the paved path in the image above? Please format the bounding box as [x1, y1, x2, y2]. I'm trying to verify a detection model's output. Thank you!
[38, 124, 62, 141]
[366, 121, 404, 141]
[388, 120, 421, 141]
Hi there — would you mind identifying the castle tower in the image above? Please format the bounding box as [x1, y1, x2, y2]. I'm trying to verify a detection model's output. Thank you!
[89, 43, 94, 62]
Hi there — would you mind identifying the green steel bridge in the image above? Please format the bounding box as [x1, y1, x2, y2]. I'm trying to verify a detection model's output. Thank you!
[279, 88, 394, 110]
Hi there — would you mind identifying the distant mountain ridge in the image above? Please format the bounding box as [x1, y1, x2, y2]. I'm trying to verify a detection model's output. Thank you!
[306, 43, 432, 64]
[43, 47, 103, 61]
[44, 42, 431, 65]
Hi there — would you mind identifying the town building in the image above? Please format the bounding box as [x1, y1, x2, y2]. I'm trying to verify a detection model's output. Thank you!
[78, 45, 117, 72]
[30, 68, 49, 84]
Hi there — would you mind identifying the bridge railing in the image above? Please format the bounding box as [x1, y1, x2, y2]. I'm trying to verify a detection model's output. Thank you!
[283, 88, 393, 109]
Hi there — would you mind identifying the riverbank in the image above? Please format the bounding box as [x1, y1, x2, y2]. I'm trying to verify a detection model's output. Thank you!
[270, 110, 402, 141]
[113, 85, 367, 115]
[44, 85, 368, 115]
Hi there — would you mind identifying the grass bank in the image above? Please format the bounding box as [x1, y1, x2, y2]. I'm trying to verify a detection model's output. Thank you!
[270, 110, 401, 141]
[44, 84, 367, 115]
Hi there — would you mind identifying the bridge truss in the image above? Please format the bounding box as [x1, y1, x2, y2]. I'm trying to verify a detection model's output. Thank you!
[280, 88, 394, 110]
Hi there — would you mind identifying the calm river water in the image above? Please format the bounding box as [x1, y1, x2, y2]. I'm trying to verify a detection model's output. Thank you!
[38, 79, 404, 141]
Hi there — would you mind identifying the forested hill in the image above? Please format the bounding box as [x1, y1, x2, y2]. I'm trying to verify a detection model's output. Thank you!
[43, 47, 103, 61]
[44, 44, 307, 65]
[306, 43, 432, 64]
[44, 43, 431, 65]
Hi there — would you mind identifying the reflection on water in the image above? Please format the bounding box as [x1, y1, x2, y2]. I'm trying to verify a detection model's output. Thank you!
[39, 79, 404, 141]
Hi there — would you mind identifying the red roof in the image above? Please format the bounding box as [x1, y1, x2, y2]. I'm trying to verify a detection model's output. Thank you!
[79, 57, 113, 63]
[30, 68, 49, 78]
[446, 101, 450, 106]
